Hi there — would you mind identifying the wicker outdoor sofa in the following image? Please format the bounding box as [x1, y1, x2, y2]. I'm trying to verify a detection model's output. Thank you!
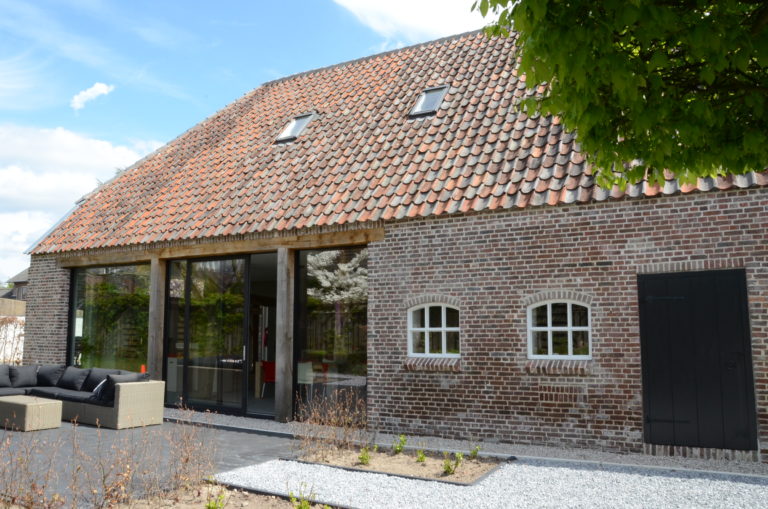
[0, 364, 165, 429]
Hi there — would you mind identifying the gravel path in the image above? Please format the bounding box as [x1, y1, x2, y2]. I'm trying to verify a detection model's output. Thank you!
[217, 458, 768, 509]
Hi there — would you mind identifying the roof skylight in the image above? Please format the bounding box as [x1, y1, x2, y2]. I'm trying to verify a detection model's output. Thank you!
[410, 86, 448, 117]
[276, 113, 314, 142]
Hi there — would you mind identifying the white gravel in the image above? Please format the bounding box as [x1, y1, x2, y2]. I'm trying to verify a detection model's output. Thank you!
[216, 458, 768, 509]
[166, 408, 768, 477]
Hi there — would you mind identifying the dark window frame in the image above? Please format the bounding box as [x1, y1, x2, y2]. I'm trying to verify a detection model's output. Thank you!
[275, 112, 315, 142]
[409, 85, 448, 118]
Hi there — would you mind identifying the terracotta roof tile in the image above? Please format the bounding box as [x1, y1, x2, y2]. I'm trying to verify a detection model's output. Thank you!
[31, 32, 768, 254]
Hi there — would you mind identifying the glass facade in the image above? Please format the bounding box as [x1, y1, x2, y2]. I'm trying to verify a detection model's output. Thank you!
[165, 258, 247, 410]
[295, 247, 368, 405]
[70, 265, 150, 371]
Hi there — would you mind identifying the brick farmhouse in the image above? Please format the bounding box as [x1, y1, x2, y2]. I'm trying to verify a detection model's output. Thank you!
[25, 32, 768, 462]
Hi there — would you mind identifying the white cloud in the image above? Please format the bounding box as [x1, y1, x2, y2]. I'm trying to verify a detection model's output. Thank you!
[70, 82, 115, 110]
[0, 211, 54, 282]
[0, 124, 162, 280]
[334, 0, 486, 45]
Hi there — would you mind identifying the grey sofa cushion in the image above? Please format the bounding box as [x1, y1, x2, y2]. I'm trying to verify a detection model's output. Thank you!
[29, 386, 95, 403]
[0, 365, 10, 387]
[0, 387, 26, 396]
[82, 368, 121, 392]
[37, 365, 66, 386]
[10, 365, 38, 387]
[56, 367, 90, 391]
[99, 372, 149, 403]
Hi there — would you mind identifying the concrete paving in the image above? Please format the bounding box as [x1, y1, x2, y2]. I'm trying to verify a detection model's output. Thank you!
[0, 419, 293, 505]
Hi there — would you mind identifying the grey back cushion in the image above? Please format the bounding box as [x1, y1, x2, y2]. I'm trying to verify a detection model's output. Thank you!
[82, 368, 121, 392]
[99, 372, 149, 403]
[0, 365, 10, 387]
[56, 367, 91, 391]
[10, 365, 38, 387]
[37, 365, 66, 386]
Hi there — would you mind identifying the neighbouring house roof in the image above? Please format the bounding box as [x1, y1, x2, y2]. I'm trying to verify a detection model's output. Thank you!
[7, 269, 28, 285]
[31, 31, 768, 255]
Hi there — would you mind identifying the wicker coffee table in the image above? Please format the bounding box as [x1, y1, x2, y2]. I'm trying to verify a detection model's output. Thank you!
[0, 395, 62, 431]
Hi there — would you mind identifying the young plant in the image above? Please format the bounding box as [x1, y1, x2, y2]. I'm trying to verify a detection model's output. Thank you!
[392, 434, 407, 454]
[442, 451, 464, 476]
[372, 444, 379, 453]
[358, 446, 371, 465]
[469, 445, 481, 460]
[205, 492, 227, 509]
[416, 449, 426, 463]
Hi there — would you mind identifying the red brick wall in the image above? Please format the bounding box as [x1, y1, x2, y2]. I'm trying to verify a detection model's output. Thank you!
[367, 187, 768, 461]
[24, 255, 70, 365]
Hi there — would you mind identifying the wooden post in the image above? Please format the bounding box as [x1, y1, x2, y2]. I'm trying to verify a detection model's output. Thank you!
[274, 248, 295, 421]
[147, 257, 166, 381]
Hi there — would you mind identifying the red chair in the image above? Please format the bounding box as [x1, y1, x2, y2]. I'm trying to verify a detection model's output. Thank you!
[261, 361, 276, 398]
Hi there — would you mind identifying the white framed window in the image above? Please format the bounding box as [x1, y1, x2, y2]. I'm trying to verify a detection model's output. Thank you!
[408, 304, 460, 357]
[527, 300, 591, 359]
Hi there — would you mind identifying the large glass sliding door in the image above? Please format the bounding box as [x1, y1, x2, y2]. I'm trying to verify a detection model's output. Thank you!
[165, 257, 247, 411]
[187, 259, 246, 409]
[165, 253, 278, 415]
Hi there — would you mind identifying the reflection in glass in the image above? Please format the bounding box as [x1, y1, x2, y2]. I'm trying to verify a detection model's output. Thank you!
[446, 307, 459, 327]
[429, 306, 442, 327]
[412, 307, 425, 328]
[296, 247, 368, 408]
[552, 331, 568, 354]
[412, 332, 425, 353]
[533, 305, 548, 326]
[165, 261, 186, 404]
[428, 331, 442, 354]
[573, 330, 589, 355]
[71, 265, 150, 371]
[572, 304, 589, 327]
[551, 303, 568, 326]
[446, 331, 460, 354]
[186, 258, 245, 409]
[534, 331, 548, 355]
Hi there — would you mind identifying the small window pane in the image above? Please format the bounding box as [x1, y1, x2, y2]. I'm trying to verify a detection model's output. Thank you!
[572, 305, 589, 327]
[429, 306, 442, 327]
[552, 331, 568, 354]
[428, 331, 442, 354]
[446, 307, 459, 327]
[573, 331, 589, 355]
[534, 331, 548, 355]
[411, 87, 447, 115]
[412, 332, 425, 354]
[533, 305, 548, 327]
[412, 308, 425, 328]
[446, 331, 460, 354]
[551, 303, 568, 326]
[277, 114, 313, 141]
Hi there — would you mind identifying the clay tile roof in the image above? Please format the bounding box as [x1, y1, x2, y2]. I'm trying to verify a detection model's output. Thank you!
[32, 31, 768, 255]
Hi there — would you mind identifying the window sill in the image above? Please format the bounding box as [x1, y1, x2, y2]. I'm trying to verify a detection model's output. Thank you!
[524, 359, 592, 376]
[403, 357, 461, 373]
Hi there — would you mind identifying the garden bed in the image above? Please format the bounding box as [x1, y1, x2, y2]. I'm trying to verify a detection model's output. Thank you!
[301, 449, 510, 485]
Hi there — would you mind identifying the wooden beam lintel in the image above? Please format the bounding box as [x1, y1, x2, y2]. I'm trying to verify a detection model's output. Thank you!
[57, 228, 384, 267]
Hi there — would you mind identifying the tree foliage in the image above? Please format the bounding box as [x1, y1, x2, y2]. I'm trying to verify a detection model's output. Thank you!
[473, 0, 768, 186]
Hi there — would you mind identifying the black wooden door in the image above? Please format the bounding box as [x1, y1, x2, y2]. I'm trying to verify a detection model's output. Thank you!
[638, 269, 757, 450]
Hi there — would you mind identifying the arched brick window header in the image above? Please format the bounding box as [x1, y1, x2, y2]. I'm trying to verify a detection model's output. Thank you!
[522, 290, 594, 308]
[403, 294, 461, 310]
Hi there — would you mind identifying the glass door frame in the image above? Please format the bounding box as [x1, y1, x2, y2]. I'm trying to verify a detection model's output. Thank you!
[163, 254, 252, 415]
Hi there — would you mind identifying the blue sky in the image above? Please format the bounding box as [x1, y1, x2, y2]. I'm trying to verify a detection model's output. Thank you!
[0, 0, 485, 282]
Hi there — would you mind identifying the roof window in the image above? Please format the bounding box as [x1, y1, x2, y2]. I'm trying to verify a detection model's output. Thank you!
[276, 113, 314, 142]
[410, 86, 447, 117]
